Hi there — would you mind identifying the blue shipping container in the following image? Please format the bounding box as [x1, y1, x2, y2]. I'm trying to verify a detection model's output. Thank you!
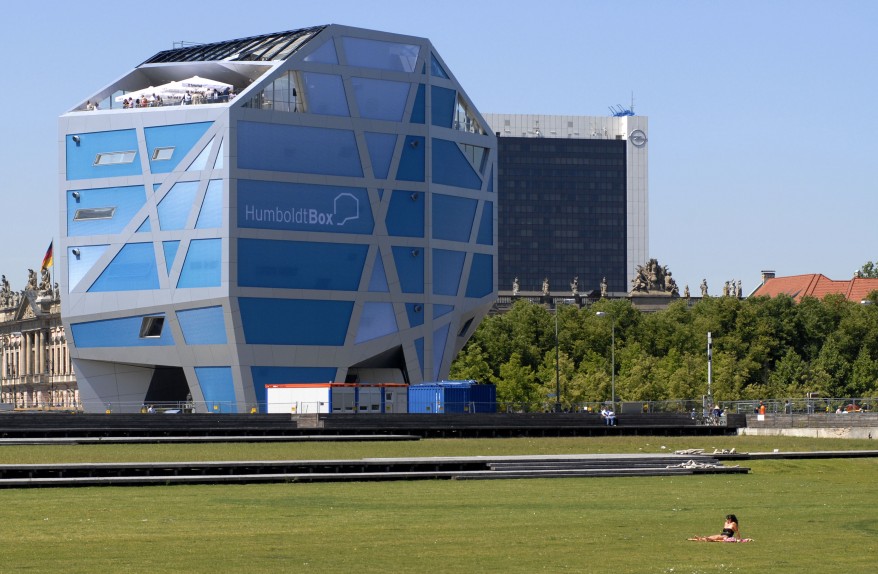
[407, 381, 496, 413]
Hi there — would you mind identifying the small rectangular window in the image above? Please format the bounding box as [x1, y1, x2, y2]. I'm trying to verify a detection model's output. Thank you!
[94, 151, 136, 166]
[152, 147, 175, 161]
[73, 207, 116, 221]
[139, 316, 165, 338]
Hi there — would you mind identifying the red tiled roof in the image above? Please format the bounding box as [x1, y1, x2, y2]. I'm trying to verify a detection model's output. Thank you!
[751, 274, 878, 302]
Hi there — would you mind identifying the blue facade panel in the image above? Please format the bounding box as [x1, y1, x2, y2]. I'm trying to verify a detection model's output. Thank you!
[476, 201, 494, 245]
[431, 86, 455, 128]
[71, 315, 174, 348]
[251, 366, 339, 409]
[364, 132, 397, 179]
[238, 239, 367, 291]
[352, 78, 409, 121]
[67, 186, 146, 237]
[432, 249, 465, 296]
[432, 194, 477, 242]
[195, 367, 237, 413]
[396, 136, 425, 182]
[237, 180, 374, 235]
[68, 245, 108, 291]
[195, 180, 223, 229]
[405, 302, 424, 328]
[66, 129, 140, 181]
[177, 239, 222, 288]
[158, 181, 199, 230]
[410, 84, 425, 124]
[177, 306, 227, 345]
[239, 298, 353, 345]
[238, 121, 363, 177]
[432, 138, 482, 190]
[144, 122, 212, 174]
[386, 191, 424, 237]
[466, 253, 493, 298]
[88, 243, 159, 292]
[354, 302, 398, 343]
[391, 246, 424, 294]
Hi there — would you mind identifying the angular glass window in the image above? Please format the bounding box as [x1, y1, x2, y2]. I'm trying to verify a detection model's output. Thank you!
[152, 147, 175, 161]
[342, 37, 420, 72]
[139, 316, 165, 338]
[73, 207, 116, 221]
[430, 54, 449, 78]
[94, 151, 136, 166]
[302, 73, 349, 117]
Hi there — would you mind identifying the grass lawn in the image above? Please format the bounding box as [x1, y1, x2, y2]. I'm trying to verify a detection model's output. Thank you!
[0, 437, 875, 573]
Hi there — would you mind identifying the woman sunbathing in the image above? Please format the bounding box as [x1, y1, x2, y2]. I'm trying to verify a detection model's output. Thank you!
[689, 514, 747, 542]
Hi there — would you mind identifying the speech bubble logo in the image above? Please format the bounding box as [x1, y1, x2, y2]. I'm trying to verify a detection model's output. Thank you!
[334, 193, 360, 226]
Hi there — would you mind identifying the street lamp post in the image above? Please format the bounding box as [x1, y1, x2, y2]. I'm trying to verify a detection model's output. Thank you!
[595, 311, 615, 410]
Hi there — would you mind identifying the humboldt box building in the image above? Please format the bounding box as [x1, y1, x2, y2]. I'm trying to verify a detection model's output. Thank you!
[59, 25, 497, 412]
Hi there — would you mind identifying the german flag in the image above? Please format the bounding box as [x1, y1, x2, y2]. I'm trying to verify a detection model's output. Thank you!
[41, 241, 53, 271]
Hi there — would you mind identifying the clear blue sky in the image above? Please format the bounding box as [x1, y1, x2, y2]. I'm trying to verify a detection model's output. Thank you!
[2, 0, 876, 296]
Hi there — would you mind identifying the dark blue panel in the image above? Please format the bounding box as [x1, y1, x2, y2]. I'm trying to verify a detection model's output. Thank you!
[239, 298, 353, 345]
[238, 121, 363, 177]
[466, 253, 494, 298]
[386, 190, 424, 237]
[368, 251, 389, 292]
[237, 180, 374, 235]
[144, 122, 212, 174]
[476, 201, 494, 245]
[238, 239, 367, 291]
[364, 132, 397, 179]
[89, 243, 159, 292]
[432, 138, 482, 190]
[433, 304, 453, 319]
[433, 323, 450, 380]
[177, 239, 221, 288]
[431, 86, 455, 128]
[414, 337, 425, 377]
[351, 78, 409, 121]
[405, 302, 424, 328]
[177, 306, 227, 345]
[410, 84, 425, 124]
[396, 136, 425, 182]
[432, 194, 477, 242]
[430, 54, 449, 79]
[354, 302, 398, 343]
[195, 367, 237, 413]
[487, 166, 494, 193]
[71, 315, 174, 348]
[67, 186, 147, 237]
[66, 129, 141, 181]
[432, 249, 465, 296]
[391, 246, 424, 294]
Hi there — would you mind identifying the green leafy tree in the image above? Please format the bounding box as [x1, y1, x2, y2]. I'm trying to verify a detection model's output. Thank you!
[859, 261, 878, 278]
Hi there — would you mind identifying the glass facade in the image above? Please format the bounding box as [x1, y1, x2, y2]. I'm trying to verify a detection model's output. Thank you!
[497, 137, 628, 294]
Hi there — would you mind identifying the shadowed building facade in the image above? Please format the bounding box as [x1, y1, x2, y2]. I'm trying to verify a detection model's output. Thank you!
[60, 25, 497, 412]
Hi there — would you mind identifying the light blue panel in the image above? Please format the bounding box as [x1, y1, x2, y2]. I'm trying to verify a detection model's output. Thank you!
[67, 186, 146, 237]
[433, 304, 453, 319]
[341, 37, 420, 72]
[65, 129, 140, 181]
[476, 201, 494, 245]
[302, 72, 349, 116]
[177, 306, 227, 345]
[238, 121, 363, 177]
[89, 243, 159, 292]
[431, 86, 456, 128]
[410, 84, 425, 124]
[432, 138, 482, 190]
[239, 298, 353, 346]
[391, 246, 424, 294]
[386, 190, 424, 237]
[136, 218, 150, 233]
[414, 337, 425, 377]
[351, 77, 410, 121]
[432, 249, 466, 296]
[195, 180, 223, 229]
[396, 136, 425, 182]
[466, 253, 494, 298]
[177, 239, 221, 288]
[364, 132, 397, 179]
[304, 38, 339, 64]
[213, 139, 225, 169]
[162, 240, 180, 274]
[368, 251, 389, 292]
[68, 245, 108, 291]
[157, 181, 199, 230]
[144, 122, 212, 174]
[237, 180, 373, 235]
[432, 194, 477, 242]
[238, 239, 367, 291]
[430, 54, 449, 78]
[187, 137, 214, 171]
[433, 323, 451, 381]
[355, 302, 398, 343]
[405, 302, 424, 328]
[195, 367, 237, 413]
[71, 314, 174, 348]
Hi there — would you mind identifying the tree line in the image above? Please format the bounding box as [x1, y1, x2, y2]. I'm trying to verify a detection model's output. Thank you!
[449, 294, 878, 408]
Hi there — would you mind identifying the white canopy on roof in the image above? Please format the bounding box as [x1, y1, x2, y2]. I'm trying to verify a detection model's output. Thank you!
[115, 76, 233, 103]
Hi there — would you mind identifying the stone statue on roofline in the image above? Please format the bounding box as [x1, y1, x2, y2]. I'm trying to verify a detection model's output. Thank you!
[629, 258, 679, 297]
[570, 276, 579, 296]
[512, 277, 520, 296]
[542, 277, 550, 296]
[600, 277, 608, 298]
[700, 279, 708, 297]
